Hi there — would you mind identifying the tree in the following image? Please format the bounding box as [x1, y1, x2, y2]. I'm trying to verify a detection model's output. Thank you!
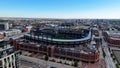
[102, 49, 106, 58]
[44, 55, 49, 61]
[73, 60, 78, 67]
[44, 55, 49, 68]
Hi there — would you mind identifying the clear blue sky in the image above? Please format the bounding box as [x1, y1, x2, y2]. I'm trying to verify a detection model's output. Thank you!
[0, 0, 120, 19]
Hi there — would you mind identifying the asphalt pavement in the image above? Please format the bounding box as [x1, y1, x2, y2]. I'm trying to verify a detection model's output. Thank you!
[99, 30, 115, 68]
[19, 55, 77, 68]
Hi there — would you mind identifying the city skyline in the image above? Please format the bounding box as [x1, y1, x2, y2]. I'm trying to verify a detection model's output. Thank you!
[0, 0, 120, 19]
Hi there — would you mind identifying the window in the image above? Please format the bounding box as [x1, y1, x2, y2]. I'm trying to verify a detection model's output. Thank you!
[0, 61, 2, 68]
[4, 59, 7, 67]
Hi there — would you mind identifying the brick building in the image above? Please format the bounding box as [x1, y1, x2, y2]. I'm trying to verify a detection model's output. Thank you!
[103, 31, 120, 47]
[12, 39, 99, 63]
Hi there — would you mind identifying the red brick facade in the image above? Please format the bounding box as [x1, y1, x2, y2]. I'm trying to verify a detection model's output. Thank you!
[109, 38, 120, 47]
[12, 40, 99, 63]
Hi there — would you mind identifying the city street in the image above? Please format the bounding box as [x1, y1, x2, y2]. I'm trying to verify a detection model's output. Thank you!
[99, 30, 116, 68]
[19, 55, 77, 68]
[19, 60, 42, 68]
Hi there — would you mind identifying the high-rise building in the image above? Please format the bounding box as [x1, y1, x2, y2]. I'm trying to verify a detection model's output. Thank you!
[0, 45, 21, 68]
[0, 22, 9, 30]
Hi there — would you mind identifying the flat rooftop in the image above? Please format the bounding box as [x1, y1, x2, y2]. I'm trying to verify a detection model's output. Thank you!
[106, 31, 120, 40]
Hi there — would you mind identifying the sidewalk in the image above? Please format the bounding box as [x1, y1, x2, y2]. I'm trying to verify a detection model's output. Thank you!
[19, 55, 78, 68]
